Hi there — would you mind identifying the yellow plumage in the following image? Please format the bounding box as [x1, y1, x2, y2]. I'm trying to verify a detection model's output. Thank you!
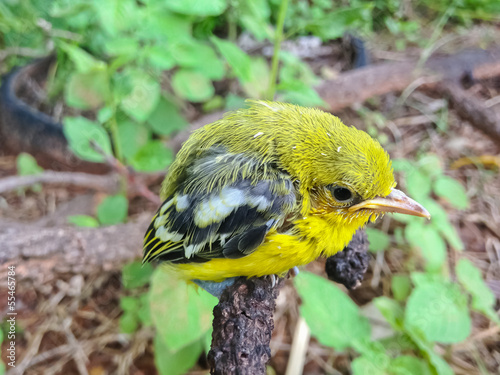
[143, 101, 429, 283]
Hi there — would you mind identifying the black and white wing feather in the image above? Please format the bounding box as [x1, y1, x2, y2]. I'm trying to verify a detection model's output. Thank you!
[143, 147, 297, 264]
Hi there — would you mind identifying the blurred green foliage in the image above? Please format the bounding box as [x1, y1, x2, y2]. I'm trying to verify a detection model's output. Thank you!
[3, 0, 500, 373]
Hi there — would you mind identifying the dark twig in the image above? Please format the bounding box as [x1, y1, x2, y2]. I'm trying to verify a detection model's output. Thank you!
[208, 277, 284, 375]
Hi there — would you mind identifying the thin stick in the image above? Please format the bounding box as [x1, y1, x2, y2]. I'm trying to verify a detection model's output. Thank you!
[267, 0, 289, 100]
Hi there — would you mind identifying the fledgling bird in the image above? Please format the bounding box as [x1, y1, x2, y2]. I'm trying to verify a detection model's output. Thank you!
[143, 101, 429, 295]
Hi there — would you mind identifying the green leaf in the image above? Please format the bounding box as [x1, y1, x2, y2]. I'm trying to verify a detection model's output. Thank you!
[406, 170, 432, 203]
[119, 311, 139, 334]
[238, 0, 272, 41]
[417, 154, 443, 178]
[388, 356, 432, 375]
[163, 0, 227, 16]
[92, 0, 138, 36]
[137, 293, 153, 326]
[405, 326, 454, 375]
[65, 68, 110, 109]
[130, 140, 173, 172]
[97, 194, 129, 225]
[405, 223, 446, 272]
[365, 228, 390, 252]
[278, 80, 326, 107]
[424, 199, 464, 250]
[294, 272, 371, 350]
[120, 69, 161, 122]
[433, 176, 469, 210]
[154, 335, 203, 375]
[211, 36, 252, 83]
[122, 261, 153, 289]
[147, 97, 188, 136]
[456, 258, 500, 324]
[391, 158, 415, 174]
[391, 275, 411, 302]
[405, 279, 471, 343]
[241, 56, 270, 98]
[120, 296, 140, 312]
[171, 69, 214, 102]
[58, 41, 106, 73]
[146, 45, 176, 70]
[352, 353, 389, 375]
[103, 37, 139, 56]
[64, 117, 112, 162]
[67, 215, 100, 228]
[170, 39, 224, 79]
[116, 118, 150, 160]
[17, 153, 43, 175]
[373, 296, 404, 330]
[149, 269, 217, 351]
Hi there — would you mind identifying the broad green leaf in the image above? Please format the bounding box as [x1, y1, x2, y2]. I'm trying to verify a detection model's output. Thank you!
[116, 119, 150, 160]
[391, 158, 415, 174]
[352, 354, 389, 375]
[211, 36, 252, 83]
[405, 326, 454, 375]
[388, 356, 432, 375]
[119, 311, 139, 334]
[97, 194, 129, 225]
[424, 199, 464, 250]
[172, 69, 214, 102]
[405, 280, 471, 343]
[391, 275, 411, 301]
[137, 293, 153, 326]
[170, 39, 224, 79]
[130, 140, 173, 172]
[17, 153, 43, 175]
[456, 258, 500, 324]
[64, 117, 112, 162]
[406, 170, 431, 202]
[294, 272, 371, 350]
[373, 296, 404, 330]
[154, 335, 203, 375]
[241, 57, 270, 98]
[104, 37, 139, 56]
[238, 0, 272, 41]
[147, 97, 188, 136]
[139, 11, 191, 41]
[146, 45, 176, 70]
[149, 269, 217, 351]
[365, 228, 390, 252]
[120, 69, 161, 122]
[163, 0, 227, 16]
[433, 176, 469, 210]
[58, 41, 106, 73]
[122, 261, 154, 289]
[92, 0, 138, 36]
[120, 296, 140, 312]
[67, 215, 99, 228]
[65, 68, 110, 109]
[278, 80, 326, 107]
[406, 223, 446, 272]
[418, 154, 442, 178]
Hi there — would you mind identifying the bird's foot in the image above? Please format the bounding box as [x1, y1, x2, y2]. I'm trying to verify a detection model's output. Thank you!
[192, 277, 238, 298]
[264, 274, 278, 287]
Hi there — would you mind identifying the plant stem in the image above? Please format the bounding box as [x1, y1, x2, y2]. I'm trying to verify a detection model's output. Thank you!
[267, 0, 289, 101]
[109, 114, 123, 162]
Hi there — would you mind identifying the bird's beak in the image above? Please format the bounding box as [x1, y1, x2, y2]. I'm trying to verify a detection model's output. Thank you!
[348, 189, 431, 219]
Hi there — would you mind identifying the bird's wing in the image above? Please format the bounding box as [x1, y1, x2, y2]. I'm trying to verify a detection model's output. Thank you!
[143, 148, 297, 264]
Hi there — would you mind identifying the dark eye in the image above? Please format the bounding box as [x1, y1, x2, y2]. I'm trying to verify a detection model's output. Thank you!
[332, 186, 353, 202]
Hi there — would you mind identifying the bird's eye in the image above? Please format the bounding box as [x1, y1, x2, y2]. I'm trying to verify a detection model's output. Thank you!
[331, 186, 353, 203]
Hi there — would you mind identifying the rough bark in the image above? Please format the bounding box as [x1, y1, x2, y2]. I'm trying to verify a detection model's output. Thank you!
[208, 276, 284, 375]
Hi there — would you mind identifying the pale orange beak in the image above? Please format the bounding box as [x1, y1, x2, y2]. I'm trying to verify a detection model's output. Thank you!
[348, 189, 431, 219]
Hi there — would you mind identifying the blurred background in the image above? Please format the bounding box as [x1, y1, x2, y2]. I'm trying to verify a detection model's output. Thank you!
[0, 0, 499, 374]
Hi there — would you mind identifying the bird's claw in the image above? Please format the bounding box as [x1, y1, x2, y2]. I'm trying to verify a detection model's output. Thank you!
[264, 274, 278, 287]
[288, 266, 300, 278]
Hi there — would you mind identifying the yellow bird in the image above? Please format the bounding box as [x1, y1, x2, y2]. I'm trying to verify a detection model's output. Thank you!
[143, 101, 429, 294]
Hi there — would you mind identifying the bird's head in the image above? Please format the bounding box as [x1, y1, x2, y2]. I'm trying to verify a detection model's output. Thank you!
[274, 104, 430, 227]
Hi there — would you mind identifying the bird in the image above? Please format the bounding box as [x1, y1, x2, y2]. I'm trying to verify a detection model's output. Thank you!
[143, 100, 430, 296]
